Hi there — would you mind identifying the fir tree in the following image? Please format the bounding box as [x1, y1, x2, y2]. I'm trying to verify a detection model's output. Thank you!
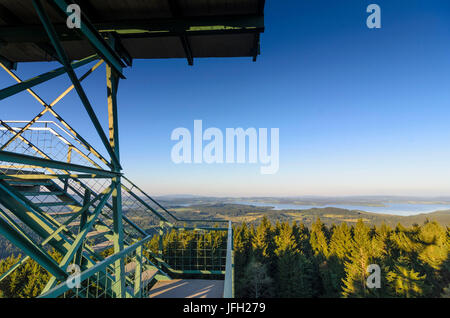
[310, 218, 329, 258]
[342, 220, 375, 297]
[386, 265, 427, 297]
[242, 257, 274, 298]
[252, 216, 275, 263]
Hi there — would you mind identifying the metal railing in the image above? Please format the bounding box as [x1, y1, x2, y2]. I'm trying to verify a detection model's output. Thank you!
[39, 220, 235, 298]
[39, 234, 154, 298]
[223, 221, 234, 298]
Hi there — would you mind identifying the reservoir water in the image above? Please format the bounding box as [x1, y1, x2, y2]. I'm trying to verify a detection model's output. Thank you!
[231, 201, 450, 216]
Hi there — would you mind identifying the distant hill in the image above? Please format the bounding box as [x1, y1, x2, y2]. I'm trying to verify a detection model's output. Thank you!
[168, 204, 450, 227]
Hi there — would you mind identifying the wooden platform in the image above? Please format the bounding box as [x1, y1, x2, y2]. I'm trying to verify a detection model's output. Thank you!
[148, 279, 224, 298]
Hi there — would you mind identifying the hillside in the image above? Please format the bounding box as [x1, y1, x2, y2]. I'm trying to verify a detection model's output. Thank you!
[168, 204, 450, 227]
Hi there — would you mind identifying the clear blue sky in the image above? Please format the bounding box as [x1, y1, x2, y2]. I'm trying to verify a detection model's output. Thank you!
[1, 0, 450, 197]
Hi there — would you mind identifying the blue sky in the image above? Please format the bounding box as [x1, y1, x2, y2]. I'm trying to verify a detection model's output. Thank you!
[1, 0, 450, 196]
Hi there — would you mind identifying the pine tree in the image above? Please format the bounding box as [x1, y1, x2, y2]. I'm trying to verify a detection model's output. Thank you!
[416, 221, 449, 296]
[274, 222, 299, 296]
[317, 223, 353, 297]
[342, 220, 376, 297]
[274, 222, 298, 256]
[234, 223, 252, 297]
[252, 216, 275, 263]
[310, 218, 329, 258]
[441, 283, 450, 298]
[293, 222, 312, 256]
[329, 222, 352, 260]
[386, 265, 427, 297]
[242, 257, 274, 298]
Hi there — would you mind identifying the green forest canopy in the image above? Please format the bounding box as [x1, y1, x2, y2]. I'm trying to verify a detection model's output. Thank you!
[0, 218, 449, 298]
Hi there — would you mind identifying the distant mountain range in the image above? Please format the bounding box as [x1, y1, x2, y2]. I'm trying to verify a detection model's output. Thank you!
[155, 195, 450, 208]
[164, 203, 450, 227]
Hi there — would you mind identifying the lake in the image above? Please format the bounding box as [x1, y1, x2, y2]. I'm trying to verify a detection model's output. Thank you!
[231, 201, 450, 216]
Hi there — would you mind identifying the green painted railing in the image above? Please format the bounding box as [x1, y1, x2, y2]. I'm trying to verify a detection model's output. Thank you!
[39, 234, 154, 298]
[39, 220, 235, 298]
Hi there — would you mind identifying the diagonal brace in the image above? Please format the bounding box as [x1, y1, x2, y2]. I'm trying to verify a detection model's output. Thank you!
[0, 55, 97, 101]
[0, 207, 67, 280]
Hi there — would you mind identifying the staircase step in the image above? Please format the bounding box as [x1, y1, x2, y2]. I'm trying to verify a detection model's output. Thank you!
[86, 229, 111, 239]
[125, 268, 158, 296]
[35, 201, 76, 207]
[8, 180, 52, 186]
[22, 191, 65, 196]
[125, 261, 137, 274]
[47, 211, 80, 217]
[92, 240, 114, 252]
[141, 269, 158, 287]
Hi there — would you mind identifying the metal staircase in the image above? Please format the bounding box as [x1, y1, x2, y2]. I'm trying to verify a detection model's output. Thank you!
[0, 120, 233, 298]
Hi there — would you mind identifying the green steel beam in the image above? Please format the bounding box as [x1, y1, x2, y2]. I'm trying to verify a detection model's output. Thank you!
[0, 54, 16, 71]
[168, 0, 193, 66]
[32, 0, 122, 169]
[0, 150, 120, 178]
[75, 189, 90, 266]
[0, 55, 97, 101]
[49, 0, 125, 77]
[180, 35, 193, 66]
[0, 16, 264, 43]
[252, 33, 261, 62]
[0, 208, 67, 280]
[0, 39, 17, 70]
[87, 15, 265, 32]
[0, 173, 119, 180]
[106, 63, 125, 297]
[108, 33, 132, 67]
[133, 245, 143, 297]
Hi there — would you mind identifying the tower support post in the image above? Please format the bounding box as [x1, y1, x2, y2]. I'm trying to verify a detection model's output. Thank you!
[107, 64, 125, 297]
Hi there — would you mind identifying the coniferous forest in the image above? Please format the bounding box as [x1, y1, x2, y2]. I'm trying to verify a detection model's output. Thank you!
[233, 218, 449, 298]
[0, 218, 449, 298]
